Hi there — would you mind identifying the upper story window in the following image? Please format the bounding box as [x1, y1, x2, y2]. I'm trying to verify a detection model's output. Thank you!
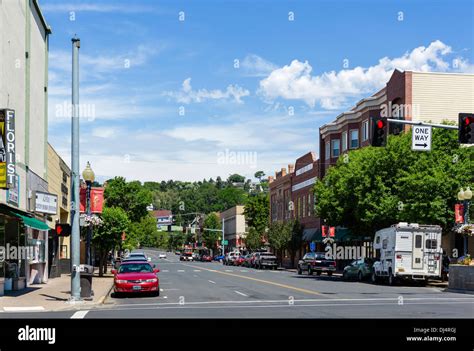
[325, 141, 330, 160]
[331, 139, 340, 158]
[342, 131, 348, 151]
[362, 120, 369, 141]
[350, 129, 359, 149]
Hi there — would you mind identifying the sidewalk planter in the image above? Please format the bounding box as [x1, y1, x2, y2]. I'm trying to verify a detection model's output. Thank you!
[448, 265, 474, 292]
[13, 277, 26, 290]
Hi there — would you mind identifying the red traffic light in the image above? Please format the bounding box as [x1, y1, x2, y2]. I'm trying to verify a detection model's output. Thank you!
[55, 223, 71, 237]
[376, 120, 385, 129]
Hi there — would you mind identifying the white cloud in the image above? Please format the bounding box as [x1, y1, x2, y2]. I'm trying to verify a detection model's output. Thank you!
[163, 78, 250, 104]
[259, 40, 472, 109]
[240, 54, 278, 77]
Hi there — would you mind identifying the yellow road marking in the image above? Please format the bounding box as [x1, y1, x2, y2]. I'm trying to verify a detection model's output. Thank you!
[184, 264, 325, 297]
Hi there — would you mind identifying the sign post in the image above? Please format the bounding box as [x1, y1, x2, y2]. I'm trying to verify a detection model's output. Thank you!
[412, 125, 432, 151]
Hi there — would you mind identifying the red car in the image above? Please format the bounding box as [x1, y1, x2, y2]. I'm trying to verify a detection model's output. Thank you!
[111, 261, 160, 297]
[201, 254, 213, 262]
[234, 255, 245, 266]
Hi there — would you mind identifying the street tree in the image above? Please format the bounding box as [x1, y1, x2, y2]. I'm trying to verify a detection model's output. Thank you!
[93, 206, 130, 276]
[104, 177, 153, 222]
[314, 126, 473, 237]
[202, 212, 221, 255]
[267, 221, 292, 264]
[288, 220, 304, 268]
[245, 226, 263, 251]
[244, 194, 269, 234]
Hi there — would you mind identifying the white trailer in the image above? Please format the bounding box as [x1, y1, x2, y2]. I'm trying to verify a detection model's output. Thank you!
[372, 223, 442, 285]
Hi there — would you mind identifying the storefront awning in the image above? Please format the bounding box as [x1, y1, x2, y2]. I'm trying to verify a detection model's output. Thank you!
[303, 228, 318, 241]
[12, 213, 49, 231]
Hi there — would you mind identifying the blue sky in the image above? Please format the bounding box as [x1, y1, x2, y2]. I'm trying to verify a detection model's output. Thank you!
[41, 0, 474, 182]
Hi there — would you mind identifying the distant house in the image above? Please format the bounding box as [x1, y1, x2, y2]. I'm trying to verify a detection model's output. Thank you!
[151, 210, 173, 230]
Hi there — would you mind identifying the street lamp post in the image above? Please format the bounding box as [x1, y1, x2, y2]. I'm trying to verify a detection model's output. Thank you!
[458, 187, 472, 256]
[82, 162, 95, 266]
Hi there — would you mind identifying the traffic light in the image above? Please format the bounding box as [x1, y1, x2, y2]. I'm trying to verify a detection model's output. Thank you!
[55, 223, 71, 237]
[371, 117, 388, 147]
[458, 113, 474, 144]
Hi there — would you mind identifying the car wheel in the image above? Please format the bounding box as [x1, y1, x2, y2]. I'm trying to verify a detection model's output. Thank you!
[316, 271, 321, 276]
[327, 271, 333, 277]
[297, 266, 302, 275]
[358, 271, 363, 282]
[342, 271, 348, 281]
[308, 268, 313, 275]
[371, 271, 378, 284]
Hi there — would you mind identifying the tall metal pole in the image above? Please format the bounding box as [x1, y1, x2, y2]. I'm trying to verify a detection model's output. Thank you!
[222, 218, 225, 256]
[70, 37, 81, 301]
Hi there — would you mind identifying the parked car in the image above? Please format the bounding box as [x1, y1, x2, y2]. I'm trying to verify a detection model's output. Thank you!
[159, 253, 167, 259]
[234, 255, 245, 266]
[175, 251, 181, 255]
[180, 252, 193, 261]
[213, 254, 225, 261]
[342, 258, 374, 281]
[127, 252, 151, 262]
[243, 254, 255, 267]
[297, 252, 336, 276]
[111, 261, 160, 297]
[223, 252, 240, 265]
[201, 254, 213, 262]
[254, 252, 278, 270]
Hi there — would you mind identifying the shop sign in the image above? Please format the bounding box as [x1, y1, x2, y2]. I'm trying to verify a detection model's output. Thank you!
[0, 109, 16, 189]
[34, 191, 58, 215]
[7, 174, 19, 207]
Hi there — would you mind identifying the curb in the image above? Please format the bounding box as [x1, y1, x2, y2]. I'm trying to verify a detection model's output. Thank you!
[100, 280, 115, 305]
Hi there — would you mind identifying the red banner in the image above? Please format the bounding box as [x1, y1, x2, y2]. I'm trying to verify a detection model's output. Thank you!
[329, 226, 336, 237]
[455, 204, 464, 224]
[322, 225, 328, 237]
[80, 187, 104, 213]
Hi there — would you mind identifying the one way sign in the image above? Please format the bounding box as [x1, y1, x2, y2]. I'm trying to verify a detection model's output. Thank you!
[412, 126, 432, 151]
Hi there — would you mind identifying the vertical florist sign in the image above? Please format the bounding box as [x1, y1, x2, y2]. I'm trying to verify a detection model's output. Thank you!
[0, 109, 16, 188]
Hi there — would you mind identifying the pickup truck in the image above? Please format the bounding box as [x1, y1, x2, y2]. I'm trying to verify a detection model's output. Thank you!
[254, 252, 278, 270]
[297, 252, 336, 276]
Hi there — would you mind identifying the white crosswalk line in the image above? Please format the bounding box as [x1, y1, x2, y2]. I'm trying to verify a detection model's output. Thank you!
[208, 280, 216, 284]
[71, 310, 89, 319]
[234, 291, 248, 297]
[177, 270, 185, 272]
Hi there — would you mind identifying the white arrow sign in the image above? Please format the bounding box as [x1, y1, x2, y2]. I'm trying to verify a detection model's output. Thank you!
[412, 125, 432, 151]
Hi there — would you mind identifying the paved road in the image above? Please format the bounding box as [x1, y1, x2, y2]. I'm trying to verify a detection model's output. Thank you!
[2, 249, 472, 318]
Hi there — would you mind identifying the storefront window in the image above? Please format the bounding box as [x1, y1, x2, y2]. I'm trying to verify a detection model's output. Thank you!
[0, 217, 4, 278]
[28, 229, 46, 263]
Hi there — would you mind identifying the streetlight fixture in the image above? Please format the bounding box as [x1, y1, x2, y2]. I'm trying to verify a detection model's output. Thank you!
[457, 187, 472, 256]
[82, 161, 95, 266]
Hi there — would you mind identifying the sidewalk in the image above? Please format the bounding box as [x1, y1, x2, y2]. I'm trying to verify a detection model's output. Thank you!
[0, 269, 114, 312]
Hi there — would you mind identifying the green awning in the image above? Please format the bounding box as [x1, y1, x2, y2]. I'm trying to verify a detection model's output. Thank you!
[13, 213, 49, 231]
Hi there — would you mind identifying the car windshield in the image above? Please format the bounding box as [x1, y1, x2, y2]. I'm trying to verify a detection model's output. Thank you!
[118, 263, 153, 274]
[314, 253, 327, 259]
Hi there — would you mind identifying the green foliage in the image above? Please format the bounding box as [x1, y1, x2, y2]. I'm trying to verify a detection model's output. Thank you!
[227, 173, 246, 183]
[127, 214, 162, 249]
[254, 171, 265, 182]
[314, 128, 474, 236]
[202, 212, 221, 251]
[167, 231, 186, 251]
[104, 177, 153, 222]
[244, 194, 269, 234]
[267, 221, 292, 251]
[245, 226, 263, 251]
[93, 207, 130, 252]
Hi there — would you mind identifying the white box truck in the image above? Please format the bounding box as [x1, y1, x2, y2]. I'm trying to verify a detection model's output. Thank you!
[371, 223, 442, 285]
